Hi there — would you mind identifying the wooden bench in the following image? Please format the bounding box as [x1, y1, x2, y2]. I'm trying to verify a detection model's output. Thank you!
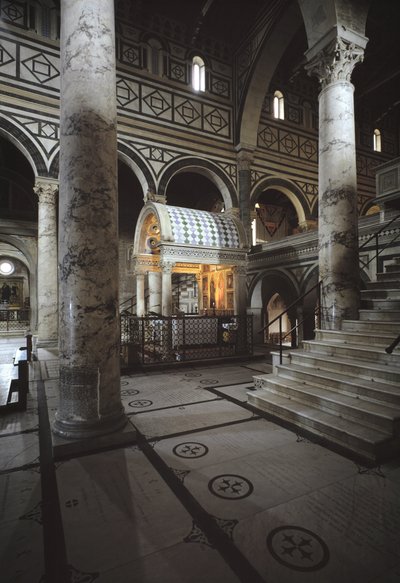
[0, 346, 30, 414]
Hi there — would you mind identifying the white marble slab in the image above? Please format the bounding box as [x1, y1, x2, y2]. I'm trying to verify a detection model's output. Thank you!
[57, 446, 195, 575]
[0, 431, 39, 470]
[131, 398, 254, 439]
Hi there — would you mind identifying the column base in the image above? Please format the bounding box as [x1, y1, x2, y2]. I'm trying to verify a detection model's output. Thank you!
[52, 413, 136, 460]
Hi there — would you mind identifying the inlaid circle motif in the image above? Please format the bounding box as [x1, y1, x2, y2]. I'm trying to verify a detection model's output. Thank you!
[121, 389, 139, 396]
[267, 526, 329, 571]
[200, 379, 218, 385]
[173, 442, 209, 458]
[208, 474, 253, 500]
[128, 399, 152, 408]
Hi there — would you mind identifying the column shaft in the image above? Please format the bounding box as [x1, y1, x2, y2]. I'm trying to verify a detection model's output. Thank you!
[55, 0, 126, 439]
[148, 271, 162, 314]
[136, 273, 146, 316]
[34, 179, 58, 345]
[161, 263, 173, 316]
[318, 81, 360, 328]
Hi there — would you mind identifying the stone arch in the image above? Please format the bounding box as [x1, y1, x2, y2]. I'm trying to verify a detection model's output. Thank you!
[237, 1, 303, 147]
[158, 157, 239, 209]
[0, 235, 38, 333]
[249, 267, 300, 343]
[251, 176, 308, 226]
[117, 141, 157, 196]
[0, 117, 47, 177]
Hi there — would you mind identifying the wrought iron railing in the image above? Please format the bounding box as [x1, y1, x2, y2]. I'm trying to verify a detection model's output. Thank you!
[258, 281, 321, 364]
[120, 313, 253, 366]
[0, 308, 30, 332]
[359, 212, 400, 270]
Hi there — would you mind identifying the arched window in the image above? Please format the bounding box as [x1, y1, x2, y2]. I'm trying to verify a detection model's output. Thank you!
[147, 38, 163, 76]
[192, 56, 205, 92]
[373, 128, 381, 152]
[273, 90, 284, 120]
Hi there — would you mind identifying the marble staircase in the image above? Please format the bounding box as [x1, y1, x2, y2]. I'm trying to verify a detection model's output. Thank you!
[248, 261, 400, 463]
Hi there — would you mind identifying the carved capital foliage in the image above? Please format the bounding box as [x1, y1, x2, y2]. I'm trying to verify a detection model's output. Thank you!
[160, 260, 174, 274]
[144, 190, 166, 204]
[232, 263, 248, 276]
[34, 179, 58, 205]
[305, 37, 364, 88]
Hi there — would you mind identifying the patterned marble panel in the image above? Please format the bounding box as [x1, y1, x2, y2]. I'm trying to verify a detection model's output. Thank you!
[167, 206, 240, 248]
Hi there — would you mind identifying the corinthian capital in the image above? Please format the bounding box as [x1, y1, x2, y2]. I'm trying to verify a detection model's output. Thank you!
[34, 178, 59, 204]
[305, 37, 364, 88]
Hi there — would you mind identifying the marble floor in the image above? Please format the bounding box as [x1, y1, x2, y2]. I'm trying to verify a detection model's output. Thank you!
[1, 337, 400, 583]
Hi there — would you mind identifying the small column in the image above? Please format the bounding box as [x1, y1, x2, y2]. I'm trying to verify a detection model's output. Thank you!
[236, 147, 253, 246]
[54, 0, 126, 439]
[148, 271, 162, 314]
[233, 264, 248, 351]
[196, 273, 202, 313]
[161, 261, 173, 316]
[34, 178, 58, 346]
[306, 35, 365, 329]
[136, 272, 146, 316]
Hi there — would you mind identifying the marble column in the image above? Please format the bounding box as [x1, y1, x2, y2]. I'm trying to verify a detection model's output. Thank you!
[161, 261, 173, 316]
[233, 264, 248, 351]
[236, 147, 253, 246]
[135, 272, 146, 316]
[34, 178, 58, 346]
[306, 36, 365, 329]
[54, 0, 126, 439]
[233, 264, 247, 316]
[148, 271, 162, 314]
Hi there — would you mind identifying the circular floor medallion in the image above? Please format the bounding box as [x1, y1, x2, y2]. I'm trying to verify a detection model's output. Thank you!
[200, 379, 218, 385]
[208, 474, 253, 500]
[173, 442, 209, 458]
[267, 526, 329, 571]
[121, 389, 139, 397]
[128, 399, 153, 408]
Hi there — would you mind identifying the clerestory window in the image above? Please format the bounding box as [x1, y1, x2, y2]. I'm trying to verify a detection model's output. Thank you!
[273, 90, 285, 120]
[192, 56, 205, 92]
[373, 128, 381, 152]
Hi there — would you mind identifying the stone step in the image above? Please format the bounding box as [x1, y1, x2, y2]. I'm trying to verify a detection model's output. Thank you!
[361, 297, 400, 310]
[253, 375, 400, 433]
[359, 309, 400, 321]
[377, 270, 400, 281]
[315, 329, 399, 350]
[366, 280, 400, 291]
[302, 339, 400, 367]
[289, 350, 400, 383]
[361, 288, 400, 300]
[342, 319, 400, 334]
[265, 362, 400, 406]
[247, 389, 396, 462]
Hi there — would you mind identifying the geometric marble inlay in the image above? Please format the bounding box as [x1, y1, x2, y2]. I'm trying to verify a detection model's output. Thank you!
[21, 51, 59, 83]
[208, 474, 254, 500]
[167, 206, 240, 248]
[267, 526, 329, 572]
[0, 42, 15, 67]
[173, 442, 209, 458]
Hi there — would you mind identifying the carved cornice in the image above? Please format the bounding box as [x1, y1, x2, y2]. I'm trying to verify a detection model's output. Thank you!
[161, 245, 247, 264]
[305, 36, 364, 88]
